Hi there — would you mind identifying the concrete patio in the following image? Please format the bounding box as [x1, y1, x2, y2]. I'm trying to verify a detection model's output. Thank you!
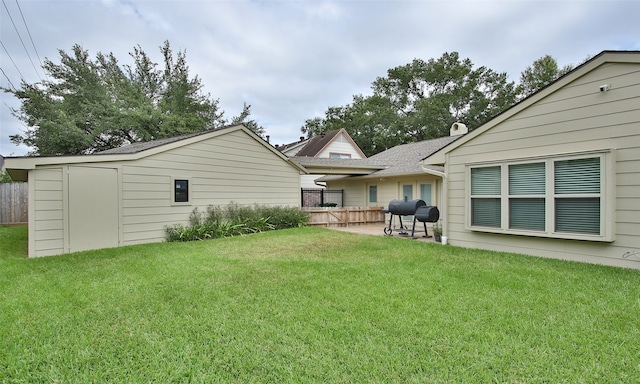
[326, 223, 440, 243]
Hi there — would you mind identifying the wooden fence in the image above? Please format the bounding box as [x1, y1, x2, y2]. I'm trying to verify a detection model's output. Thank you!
[304, 206, 385, 227]
[0, 183, 28, 224]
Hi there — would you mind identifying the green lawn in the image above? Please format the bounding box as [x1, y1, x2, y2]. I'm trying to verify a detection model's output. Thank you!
[1, 225, 638, 383]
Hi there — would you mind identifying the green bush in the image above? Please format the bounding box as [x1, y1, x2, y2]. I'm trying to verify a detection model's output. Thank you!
[165, 203, 309, 242]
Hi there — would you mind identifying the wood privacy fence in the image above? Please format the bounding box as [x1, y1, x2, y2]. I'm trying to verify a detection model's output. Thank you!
[304, 206, 385, 227]
[0, 183, 28, 224]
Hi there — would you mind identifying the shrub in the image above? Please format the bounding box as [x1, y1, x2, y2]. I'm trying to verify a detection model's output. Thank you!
[165, 203, 309, 242]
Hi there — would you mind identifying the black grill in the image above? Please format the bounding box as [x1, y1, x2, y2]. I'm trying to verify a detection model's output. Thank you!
[388, 198, 426, 215]
[383, 199, 439, 238]
[415, 206, 440, 223]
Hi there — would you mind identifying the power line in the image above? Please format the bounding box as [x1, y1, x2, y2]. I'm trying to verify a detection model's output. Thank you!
[0, 39, 26, 81]
[14, 0, 47, 81]
[1, 0, 43, 81]
[0, 66, 18, 90]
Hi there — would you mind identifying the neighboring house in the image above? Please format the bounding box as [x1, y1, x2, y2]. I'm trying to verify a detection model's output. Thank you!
[294, 124, 465, 209]
[4, 125, 305, 257]
[276, 136, 310, 157]
[421, 50, 640, 269]
[278, 128, 366, 188]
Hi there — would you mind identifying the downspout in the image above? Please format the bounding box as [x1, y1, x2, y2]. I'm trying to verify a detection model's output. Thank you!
[420, 164, 447, 237]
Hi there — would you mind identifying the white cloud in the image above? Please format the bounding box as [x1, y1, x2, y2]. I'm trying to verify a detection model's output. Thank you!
[1, 0, 639, 155]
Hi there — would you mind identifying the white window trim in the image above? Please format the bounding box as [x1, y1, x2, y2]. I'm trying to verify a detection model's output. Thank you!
[171, 176, 192, 206]
[465, 150, 615, 242]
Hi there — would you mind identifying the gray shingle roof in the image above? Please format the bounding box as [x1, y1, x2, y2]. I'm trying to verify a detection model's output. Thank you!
[306, 135, 461, 181]
[365, 135, 459, 176]
[93, 127, 232, 155]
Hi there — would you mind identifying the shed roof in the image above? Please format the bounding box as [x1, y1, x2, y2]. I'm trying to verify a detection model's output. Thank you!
[95, 130, 211, 155]
[4, 124, 307, 181]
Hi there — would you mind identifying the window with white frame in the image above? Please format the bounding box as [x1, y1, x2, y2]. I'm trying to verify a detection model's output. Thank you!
[330, 152, 351, 159]
[468, 153, 610, 241]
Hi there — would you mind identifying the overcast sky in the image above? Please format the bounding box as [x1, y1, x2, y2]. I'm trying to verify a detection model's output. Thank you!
[1, 0, 638, 157]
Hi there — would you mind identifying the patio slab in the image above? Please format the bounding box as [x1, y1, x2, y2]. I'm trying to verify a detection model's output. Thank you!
[324, 223, 439, 243]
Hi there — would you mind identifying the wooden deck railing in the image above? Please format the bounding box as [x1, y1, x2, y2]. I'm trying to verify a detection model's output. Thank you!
[303, 206, 385, 227]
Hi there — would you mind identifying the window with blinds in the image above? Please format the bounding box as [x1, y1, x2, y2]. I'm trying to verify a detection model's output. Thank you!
[554, 157, 601, 234]
[509, 162, 545, 230]
[470, 166, 501, 227]
[468, 154, 606, 240]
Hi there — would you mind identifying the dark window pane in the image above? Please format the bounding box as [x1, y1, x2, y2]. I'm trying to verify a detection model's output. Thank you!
[555, 198, 600, 234]
[174, 179, 189, 203]
[471, 198, 501, 227]
[509, 198, 545, 230]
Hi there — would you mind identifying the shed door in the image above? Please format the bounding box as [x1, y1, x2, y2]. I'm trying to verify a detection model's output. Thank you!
[68, 166, 119, 253]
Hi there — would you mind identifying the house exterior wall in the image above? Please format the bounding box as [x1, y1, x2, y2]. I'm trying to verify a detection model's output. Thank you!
[26, 129, 301, 256]
[327, 174, 443, 224]
[317, 132, 364, 159]
[444, 61, 640, 269]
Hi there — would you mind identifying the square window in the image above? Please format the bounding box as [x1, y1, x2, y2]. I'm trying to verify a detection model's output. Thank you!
[509, 198, 545, 230]
[471, 198, 501, 227]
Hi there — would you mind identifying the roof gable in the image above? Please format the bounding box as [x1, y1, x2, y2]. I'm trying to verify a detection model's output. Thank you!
[295, 128, 366, 158]
[422, 50, 640, 165]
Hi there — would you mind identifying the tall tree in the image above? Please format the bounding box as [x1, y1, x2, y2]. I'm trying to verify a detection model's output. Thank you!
[302, 52, 518, 156]
[517, 54, 574, 99]
[4, 41, 263, 156]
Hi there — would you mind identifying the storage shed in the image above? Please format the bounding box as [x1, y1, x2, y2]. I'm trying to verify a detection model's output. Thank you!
[4, 125, 305, 257]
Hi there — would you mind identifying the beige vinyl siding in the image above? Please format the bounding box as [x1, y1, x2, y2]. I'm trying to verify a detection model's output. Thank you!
[120, 130, 301, 245]
[445, 61, 640, 268]
[31, 167, 64, 256]
[324, 179, 365, 207]
[327, 175, 442, 211]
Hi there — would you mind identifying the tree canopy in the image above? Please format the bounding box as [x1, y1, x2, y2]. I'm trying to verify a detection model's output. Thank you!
[4, 41, 264, 156]
[302, 52, 571, 156]
[517, 54, 574, 99]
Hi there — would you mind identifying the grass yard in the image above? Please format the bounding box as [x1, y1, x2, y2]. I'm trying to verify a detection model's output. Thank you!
[1, 225, 639, 383]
